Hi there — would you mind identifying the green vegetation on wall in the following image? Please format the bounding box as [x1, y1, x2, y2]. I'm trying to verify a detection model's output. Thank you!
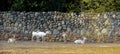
[0, 0, 120, 12]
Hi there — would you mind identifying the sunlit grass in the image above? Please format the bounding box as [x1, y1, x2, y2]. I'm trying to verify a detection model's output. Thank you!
[0, 44, 120, 54]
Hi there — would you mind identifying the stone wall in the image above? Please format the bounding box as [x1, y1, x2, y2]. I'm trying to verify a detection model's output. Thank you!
[0, 11, 120, 42]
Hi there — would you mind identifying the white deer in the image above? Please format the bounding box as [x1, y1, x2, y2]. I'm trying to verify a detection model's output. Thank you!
[8, 35, 16, 43]
[74, 37, 87, 44]
[31, 31, 50, 43]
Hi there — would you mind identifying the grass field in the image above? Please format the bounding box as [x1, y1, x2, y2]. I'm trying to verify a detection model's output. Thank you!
[0, 41, 120, 54]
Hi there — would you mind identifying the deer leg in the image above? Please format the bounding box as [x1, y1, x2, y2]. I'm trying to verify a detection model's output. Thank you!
[36, 36, 40, 42]
[32, 35, 34, 41]
[42, 36, 44, 44]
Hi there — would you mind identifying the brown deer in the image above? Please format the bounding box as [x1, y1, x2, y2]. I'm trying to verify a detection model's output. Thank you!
[62, 31, 68, 43]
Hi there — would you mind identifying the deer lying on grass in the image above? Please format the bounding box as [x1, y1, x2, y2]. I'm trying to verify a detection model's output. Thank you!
[8, 35, 16, 43]
[74, 37, 87, 44]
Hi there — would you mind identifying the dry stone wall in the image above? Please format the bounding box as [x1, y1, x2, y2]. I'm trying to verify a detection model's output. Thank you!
[0, 11, 120, 42]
